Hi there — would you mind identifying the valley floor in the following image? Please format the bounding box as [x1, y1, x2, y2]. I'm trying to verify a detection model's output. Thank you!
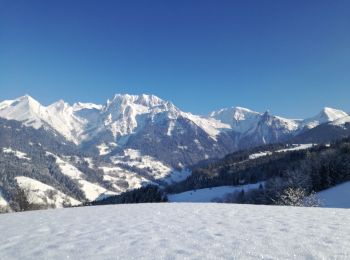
[0, 203, 349, 259]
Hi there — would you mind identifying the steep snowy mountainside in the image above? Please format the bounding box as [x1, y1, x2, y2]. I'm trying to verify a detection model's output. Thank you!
[182, 112, 230, 139]
[331, 115, 350, 126]
[209, 107, 301, 147]
[0, 96, 95, 144]
[104, 95, 172, 137]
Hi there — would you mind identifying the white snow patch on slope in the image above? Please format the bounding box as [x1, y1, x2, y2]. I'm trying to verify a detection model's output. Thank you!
[249, 151, 272, 160]
[248, 144, 314, 160]
[84, 158, 94, 169]
[316, 181, 350, 208]
[15, 176, 80, 207]
[0, 203, 349, 259]
[2, 147, 30, 160]
[168, 183, 263, 202]
[276, 143, 314, 153]
[96, 143, 111, 155]
[47, 153, 116, 201]
[166, 120, 175, 136]
[112, 149, 172, 180]
[0, 190, 8, 207]
[110, 149, 190, 185]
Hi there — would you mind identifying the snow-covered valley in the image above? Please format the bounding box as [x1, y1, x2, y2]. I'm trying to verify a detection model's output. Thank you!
[0, 203, 348, 259]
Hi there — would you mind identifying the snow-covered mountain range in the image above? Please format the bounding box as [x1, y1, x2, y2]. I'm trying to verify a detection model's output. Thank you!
[0, 93, 349, 209]
[1, 94, 348, 149]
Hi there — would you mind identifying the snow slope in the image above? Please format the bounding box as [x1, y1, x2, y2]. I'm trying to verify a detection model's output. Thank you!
[331, 115, 350, 126]
[168, 183, 263, 202]
[48, 153, 116, 201]
[316, 181, 350, 208]
[0, 203, 349, 259]
[110, 149, 190, 184]
[15, 176, 80, 207]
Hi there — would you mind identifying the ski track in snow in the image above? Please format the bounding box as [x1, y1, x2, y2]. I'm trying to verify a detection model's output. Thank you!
[0, 203, 349, 259]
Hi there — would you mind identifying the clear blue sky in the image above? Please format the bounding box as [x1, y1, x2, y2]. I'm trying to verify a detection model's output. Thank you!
[1, 0, 349, 118]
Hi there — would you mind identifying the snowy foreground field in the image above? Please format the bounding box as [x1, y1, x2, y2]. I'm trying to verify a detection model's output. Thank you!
[0, 204, 349, 259]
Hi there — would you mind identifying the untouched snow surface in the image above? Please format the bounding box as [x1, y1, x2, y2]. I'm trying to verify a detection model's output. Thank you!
[168, 183, 263, 202]
[317, 181, 350, 208]
[0, 203, 349, 259]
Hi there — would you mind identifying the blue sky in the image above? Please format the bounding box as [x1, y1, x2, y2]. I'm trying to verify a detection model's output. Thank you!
[1, 0, 349, 118]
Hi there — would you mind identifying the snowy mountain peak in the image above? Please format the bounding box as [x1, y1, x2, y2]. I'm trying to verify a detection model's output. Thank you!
[320, 107, 347, 120]
[209, 106, 261, 133]
[108, 94, 165, 108]
[16, 95, 42, 108]
[303, 107, 348, 129]
[48, 99, 70, 111]
[0, 95, 46, 129]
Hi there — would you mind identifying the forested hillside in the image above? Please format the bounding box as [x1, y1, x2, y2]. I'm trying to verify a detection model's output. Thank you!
[166, 139, 350, 206]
